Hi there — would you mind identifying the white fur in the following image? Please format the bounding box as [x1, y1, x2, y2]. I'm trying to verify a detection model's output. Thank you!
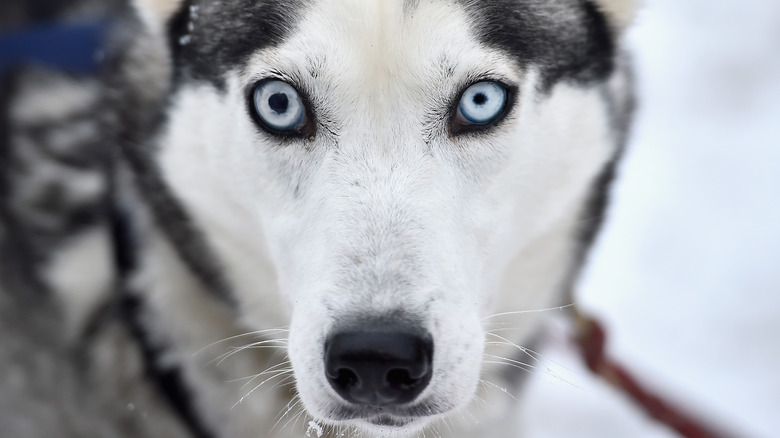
[134, 0, 623, 436]
[44, 228, 114, 335]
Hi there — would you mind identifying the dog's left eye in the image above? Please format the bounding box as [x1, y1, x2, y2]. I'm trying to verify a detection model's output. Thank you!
[252, 80, 307, 134]
[454, 81, 508, 129]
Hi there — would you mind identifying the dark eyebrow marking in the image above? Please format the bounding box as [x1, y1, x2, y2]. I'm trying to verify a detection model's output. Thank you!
[166, 0, 307, 89]
[456, 0, 615, 91]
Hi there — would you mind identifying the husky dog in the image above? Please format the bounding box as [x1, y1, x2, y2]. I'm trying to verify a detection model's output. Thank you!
[1, 0, 635, 437]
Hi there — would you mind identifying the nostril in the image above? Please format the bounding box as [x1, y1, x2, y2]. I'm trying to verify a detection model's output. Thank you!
[332, 367, 359, 389]
[386, 368, 419, 389]
[324, 327, 433, 406]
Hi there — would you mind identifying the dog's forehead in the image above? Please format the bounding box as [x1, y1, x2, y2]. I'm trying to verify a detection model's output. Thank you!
[296, 1, 466, 52]
[264, 0, 584, 71]
[171, 0, 614, 90]
[269, 0, 511, 85]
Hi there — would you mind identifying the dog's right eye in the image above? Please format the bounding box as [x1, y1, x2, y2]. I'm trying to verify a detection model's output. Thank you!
[451, 80, 510, 134]
[252, 80, 309, 135]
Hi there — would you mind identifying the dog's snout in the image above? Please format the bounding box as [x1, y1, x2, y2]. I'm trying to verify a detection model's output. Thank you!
[324, 329, 433, 406]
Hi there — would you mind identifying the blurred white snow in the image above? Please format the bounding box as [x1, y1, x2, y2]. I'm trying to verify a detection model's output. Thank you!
[519, 1, 780, 437]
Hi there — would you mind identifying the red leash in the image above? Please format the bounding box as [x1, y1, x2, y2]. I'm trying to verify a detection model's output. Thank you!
[572, 309, 740, 438]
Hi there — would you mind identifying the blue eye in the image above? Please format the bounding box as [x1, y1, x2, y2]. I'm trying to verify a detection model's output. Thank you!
[253, 80, 307, 133]
[456, 81, 507, 125]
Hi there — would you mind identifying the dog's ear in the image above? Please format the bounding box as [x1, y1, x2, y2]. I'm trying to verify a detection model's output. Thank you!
[592, 0, 639, 30]
[132, 0, 186, 31]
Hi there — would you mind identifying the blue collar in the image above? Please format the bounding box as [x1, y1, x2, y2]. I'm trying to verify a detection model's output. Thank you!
[0, 20, 111, 74]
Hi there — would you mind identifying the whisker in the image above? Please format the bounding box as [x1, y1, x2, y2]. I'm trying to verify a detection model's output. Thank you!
[211, 338, 288, 366]
[452, 402, 479, 432]
[232, 368, 293, 408]
[269, 374, 296, 391]
[290, 408, 310, 434]
[486, 326, 545, 333]
[441, 413, 456, 436]
[483, 359, 535, 373]
[483, 352, 536, 368]
[485, 336, 581, 388]
[280, 405, 307, 435]
[471, 392, 489, 409]
[426, 420, 442, 438]
[480, 379, 517, 400]
[271, 395, 303, 433]
[239, 365, 293, 390]
[223, 361, 292, 384]
[192, 328, 290, 357]
[484, 342, 540, 365]
[482, 303, 575, 321]
[484, 333, 543, 363]
[486, 332, 577, 373]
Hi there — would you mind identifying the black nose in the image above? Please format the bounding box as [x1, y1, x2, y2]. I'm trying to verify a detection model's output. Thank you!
[324, 328, 433, 406]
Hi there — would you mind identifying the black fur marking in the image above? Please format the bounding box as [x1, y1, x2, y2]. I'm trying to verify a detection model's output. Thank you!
[120, 290, 215, 438]
[111, 187, 207, 434]
[110, 199, 137, 276]
[166, 0, 193, 62]
[79, 169, 136, 342]
[459, 0, 615, 91]
[103, 5, 236, 306]
[118, 144, 235, 306]
[568, 60, 636, 297]
[166, 0, 306, 88]
[577, 154, 621, 257]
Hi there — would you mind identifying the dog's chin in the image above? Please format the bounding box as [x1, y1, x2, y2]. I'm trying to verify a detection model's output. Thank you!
[306, 399, 447, 438]
[342, 414, 432, 437]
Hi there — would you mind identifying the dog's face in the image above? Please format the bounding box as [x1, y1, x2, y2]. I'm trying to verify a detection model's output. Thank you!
[132, 0, 634, 435]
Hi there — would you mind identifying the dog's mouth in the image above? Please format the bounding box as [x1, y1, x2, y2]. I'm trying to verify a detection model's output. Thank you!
[366, 414, 416, 427]
[343, 411, 431, 435]
[324, 397, 452, 430]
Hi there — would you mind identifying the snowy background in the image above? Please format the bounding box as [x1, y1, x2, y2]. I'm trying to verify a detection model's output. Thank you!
[519, 1, 780, 437]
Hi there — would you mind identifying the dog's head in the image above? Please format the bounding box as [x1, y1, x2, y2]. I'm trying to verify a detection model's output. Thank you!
[129, 0, 635, 435]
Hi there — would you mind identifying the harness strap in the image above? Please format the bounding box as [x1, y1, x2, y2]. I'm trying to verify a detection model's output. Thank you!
[0, 20, 111, 74]
[572, 307, 741, 438]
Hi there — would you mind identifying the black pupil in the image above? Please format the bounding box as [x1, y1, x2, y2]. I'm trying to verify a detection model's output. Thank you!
[268, 92, 289, 114]
[472, 92, 487, 105]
